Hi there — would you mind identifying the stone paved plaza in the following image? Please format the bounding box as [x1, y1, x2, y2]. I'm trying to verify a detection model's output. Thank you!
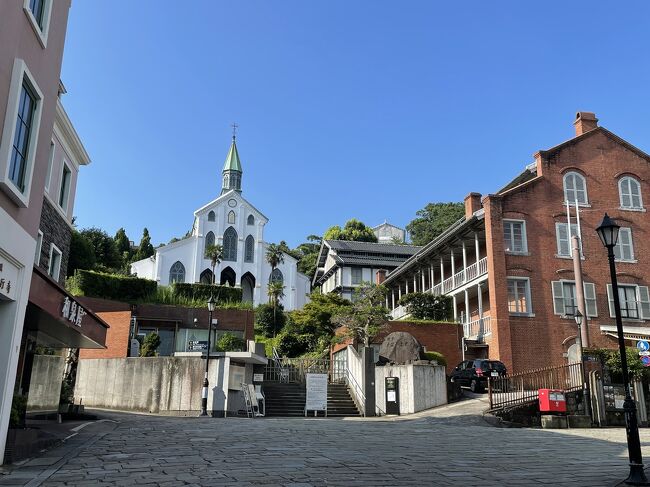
[1, 398, 649, 487]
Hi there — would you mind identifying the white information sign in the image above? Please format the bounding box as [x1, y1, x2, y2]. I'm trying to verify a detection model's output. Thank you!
[253, 373, 264, 382]
[305, 373, 328, 412]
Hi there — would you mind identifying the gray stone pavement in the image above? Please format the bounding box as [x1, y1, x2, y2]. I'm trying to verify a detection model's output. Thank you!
[1, 396, 649, 486]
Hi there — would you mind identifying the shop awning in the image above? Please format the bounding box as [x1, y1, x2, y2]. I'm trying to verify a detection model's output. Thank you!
[600, 324, 650, 342]
[27, 267, 108, 349]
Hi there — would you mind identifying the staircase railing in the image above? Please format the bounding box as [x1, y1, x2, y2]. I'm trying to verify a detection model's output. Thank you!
[264, 353, 330, 383]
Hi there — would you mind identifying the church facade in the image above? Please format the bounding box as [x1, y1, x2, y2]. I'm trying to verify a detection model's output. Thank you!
[131, 136, 310, 311]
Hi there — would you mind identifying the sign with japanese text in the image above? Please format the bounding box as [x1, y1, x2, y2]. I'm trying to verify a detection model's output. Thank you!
[61, 296, 86, 327]
[0, 257, 19, 301]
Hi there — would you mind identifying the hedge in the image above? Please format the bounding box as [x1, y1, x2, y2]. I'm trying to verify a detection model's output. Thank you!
[172, 282, 242, 303]
[68, 269, 156, 301]
[422, 351, 447, 366]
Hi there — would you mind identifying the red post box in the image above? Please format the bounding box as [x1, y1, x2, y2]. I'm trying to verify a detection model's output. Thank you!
[538, 389, 567, 413]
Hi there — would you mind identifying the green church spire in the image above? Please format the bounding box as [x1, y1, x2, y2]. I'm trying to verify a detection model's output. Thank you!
[221, 132, 242, 194]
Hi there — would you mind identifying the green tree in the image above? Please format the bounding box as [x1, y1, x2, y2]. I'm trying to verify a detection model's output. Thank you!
[285, 292, 352, 354]
[406, 202, 465, 246]
[332, 283, 390, 347]
[266, 243, 285, 270]
[398, 292, 453, 320]
[80, 227, 122, 271]
[324, 219, 378, 243]
[267, 281, 286, 337]
[204, 244, 223, 285]
[134, 228, 155, 261]
[255, 303, 287, 338]
[67, 230, 96, 275]
[114, 228, 131, 254]
[139, 333, 161, 357]
[605, 347, 650, 381]
[215, 332, 245, 352]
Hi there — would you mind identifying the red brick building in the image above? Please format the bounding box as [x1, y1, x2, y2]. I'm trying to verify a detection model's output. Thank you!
[384, 112, 649, 373]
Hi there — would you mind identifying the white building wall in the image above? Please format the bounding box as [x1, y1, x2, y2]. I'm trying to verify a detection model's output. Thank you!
[0, 208, 37, 464]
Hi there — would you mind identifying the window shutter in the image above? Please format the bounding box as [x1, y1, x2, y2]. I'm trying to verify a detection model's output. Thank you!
[552, 281, 565, 315]
[556, 224, 569, 256]
[638, 286, 650, 320]
[584, 282, 597, 317]
[607, 284, 615, 318]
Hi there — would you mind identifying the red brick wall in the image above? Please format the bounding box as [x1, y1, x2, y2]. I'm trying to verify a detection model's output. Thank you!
[374, 322, 463, 374]
[79, 311, 131, 359]
[489, 125, 649, 372]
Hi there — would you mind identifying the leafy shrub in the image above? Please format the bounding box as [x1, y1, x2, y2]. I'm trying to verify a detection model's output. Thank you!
[276, 332, 311, 357]
[172, 282, 242, 303]
[216, 332, 245, 352]
[398, 292, 453, 321]
[139, 333, 161, 357]
[9, 395, 27, 428]
[68, 269, 156, 301]
[422, 351, 446, 366]
[255, 303, 286, 338]
[146, 286, 251, 309]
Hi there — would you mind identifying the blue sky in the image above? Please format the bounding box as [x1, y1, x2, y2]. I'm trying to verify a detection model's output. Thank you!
[62, 1, 650, 248]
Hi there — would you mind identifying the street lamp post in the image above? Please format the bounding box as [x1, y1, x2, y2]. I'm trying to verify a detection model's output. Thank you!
[573, 311, 591, 418]
[200, 295, 217, 417]
[596, 213, 648, 485]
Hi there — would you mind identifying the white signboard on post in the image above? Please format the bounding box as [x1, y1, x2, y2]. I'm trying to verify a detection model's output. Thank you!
[305, 373, 328, 414]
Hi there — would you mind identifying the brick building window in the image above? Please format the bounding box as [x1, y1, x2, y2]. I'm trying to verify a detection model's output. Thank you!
[507, 277, 532, 315]
[555, 223, 582, 257]
[614, 228, 635, 262]
[619, 177, 643, 210]
[551, 281, 597, 317]
[563, 172, 588, 205]
[351, 267, 362, 285]
[503, 220, 527, 254]
[607, 284, 650, 320]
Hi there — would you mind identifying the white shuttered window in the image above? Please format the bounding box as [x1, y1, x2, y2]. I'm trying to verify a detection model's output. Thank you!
[551, 281, 597, 317]
[555, 223, 582, 257]
[613, 228, 635, 262]
[606, 284, 650, 319]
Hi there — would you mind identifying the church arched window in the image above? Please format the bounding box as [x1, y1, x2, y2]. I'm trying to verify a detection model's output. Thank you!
[208, 211, 215, 222]
[269, 268, 284, 284]
[223, 227, 238, 261]
[228, 210, 236, 224]
[205, 231, 215, 255]
[169, 261, 185, 283]
[247, 214, 255, 225]
[245, 235, 255, 262]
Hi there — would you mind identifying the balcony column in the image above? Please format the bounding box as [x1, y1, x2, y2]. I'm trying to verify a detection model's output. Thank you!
[398, 282, 402, 300]
[391, 289, 395, 309]
[405, 279, 409, 295]
[413, 274, 417, 293]
[462, 240, 468, 281]
[464, 288, 470, 325]
[475, 232, 480, 264]
[430, 263, 434, 293]
[421, 269, 426, 291]
[477, 282, 484, 335]
[450, 249, 455, 289]
[440, 257, 444, 286]
[452, 295, 458, 321]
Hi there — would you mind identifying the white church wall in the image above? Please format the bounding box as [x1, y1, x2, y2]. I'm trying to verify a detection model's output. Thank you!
[131, 257, 156, 280]
[157, 238, 197, 286]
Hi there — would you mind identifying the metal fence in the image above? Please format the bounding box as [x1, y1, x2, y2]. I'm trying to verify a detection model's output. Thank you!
[488, 362, 583, 410]
[264, 357, 331, 383]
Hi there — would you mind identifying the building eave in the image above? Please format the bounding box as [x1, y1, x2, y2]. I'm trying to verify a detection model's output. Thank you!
[54, 99, 91, 168]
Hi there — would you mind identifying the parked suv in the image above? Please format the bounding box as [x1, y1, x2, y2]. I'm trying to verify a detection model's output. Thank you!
[450, 359, 507, 392]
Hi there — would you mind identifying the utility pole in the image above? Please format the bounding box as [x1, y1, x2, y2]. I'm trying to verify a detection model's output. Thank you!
[572, 235, 591, 420]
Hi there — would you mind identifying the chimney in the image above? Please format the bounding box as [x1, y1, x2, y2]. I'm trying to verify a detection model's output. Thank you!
[464, 192, 482, 218]
[375, 269, 387, 285]
[573, 112, 598, 136]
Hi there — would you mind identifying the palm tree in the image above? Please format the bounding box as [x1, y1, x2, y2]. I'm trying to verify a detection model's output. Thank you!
[267, 280, 286, 337]
[265, 243, 285, 270]
[204, 244, 223, 285]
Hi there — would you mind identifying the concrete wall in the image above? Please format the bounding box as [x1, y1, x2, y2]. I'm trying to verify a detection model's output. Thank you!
[26, 355, 65, 412]
[375, 364, 447, 415]
[75, 356, 253, 416]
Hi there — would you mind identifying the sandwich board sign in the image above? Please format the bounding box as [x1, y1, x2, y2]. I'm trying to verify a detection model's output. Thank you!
[305, 373, 328, 416]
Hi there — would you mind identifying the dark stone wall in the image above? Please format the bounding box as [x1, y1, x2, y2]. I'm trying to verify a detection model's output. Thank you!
[38, 198, 72, 286]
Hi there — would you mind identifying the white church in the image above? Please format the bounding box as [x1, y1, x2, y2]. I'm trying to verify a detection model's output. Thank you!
[131, 135, 311, 310]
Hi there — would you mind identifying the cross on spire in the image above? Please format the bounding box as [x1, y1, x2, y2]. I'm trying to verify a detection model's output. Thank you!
[231, 122, 239, 140]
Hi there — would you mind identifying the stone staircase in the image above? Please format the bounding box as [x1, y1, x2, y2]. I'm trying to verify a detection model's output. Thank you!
[263, 382, 361, 417]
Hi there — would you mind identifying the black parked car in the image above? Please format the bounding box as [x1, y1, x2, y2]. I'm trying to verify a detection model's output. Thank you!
[449, 359, 507, 392]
